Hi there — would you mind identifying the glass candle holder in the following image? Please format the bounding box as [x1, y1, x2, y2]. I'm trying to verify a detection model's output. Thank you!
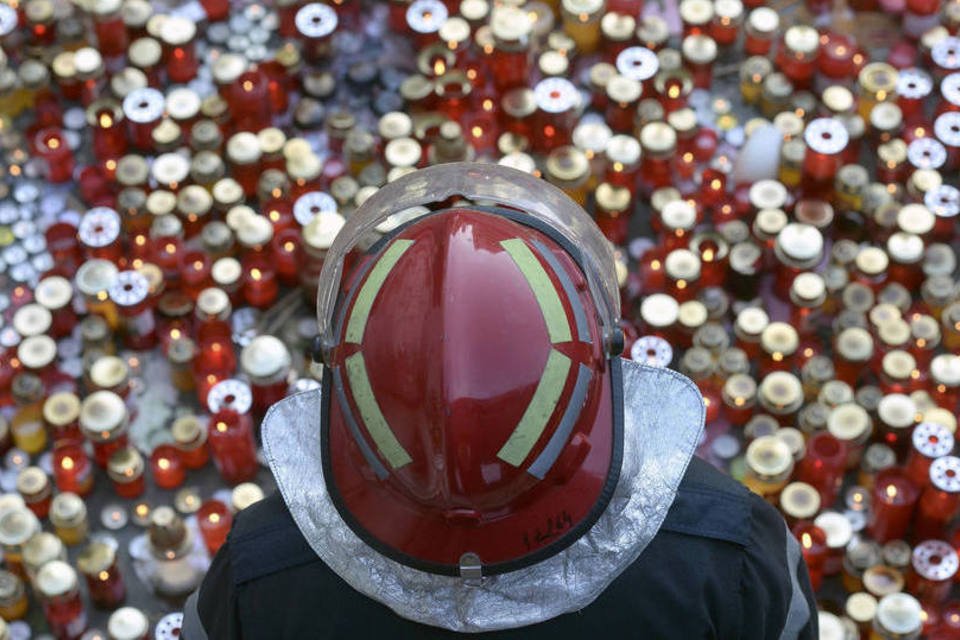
[52, 444, 94, 497]
[197, 500, 232, 555]
[908, 540, 958, 604]
[795, 432, 848, 506]
[107, 448, 146, 499]
[172, 415, 209, 470]
[80, 391, 129, 468]
[44, 392, 83, 447]
[34, 128, 75, 183]
[916, 456, 960, 540]
[150, 445, 185, 491]
[792, 522, 827, 591]
[242, 255, 279, 309]
[0, 570, 27, 621]
[36, 561, 87, 640]
[77, 541, 125, 609]
[868, 468, 920, 543]
[208, 409, 259, 485]
[489, 6, 531, 92]
[16, 467, 51, 520]
[743, 435, 794, 498]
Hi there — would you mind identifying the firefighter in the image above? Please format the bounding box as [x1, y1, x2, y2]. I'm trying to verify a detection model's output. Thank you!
[183, 164, 816, 639]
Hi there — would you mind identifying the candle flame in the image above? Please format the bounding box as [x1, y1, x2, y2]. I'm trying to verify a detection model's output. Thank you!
[250, 268, 262, 281]
[158, 458, 170, 470]
[216, 421, 228, 433]
[886, 484, 898, 499]
[99, 113, 113, 128]
[99, 571, 110, 581]
[46, 137, 60, 150]
[801, 532, 812, 549]
[209, 513, 221, 524]
[283, 241, 295, 252]
[61, 457, 74, 471]
[702, 248, 715, 262]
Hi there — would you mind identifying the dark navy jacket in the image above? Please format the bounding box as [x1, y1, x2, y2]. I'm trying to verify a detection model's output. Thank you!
[184, 457, 817, 639]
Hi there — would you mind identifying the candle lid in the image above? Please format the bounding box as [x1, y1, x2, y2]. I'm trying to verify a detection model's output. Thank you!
[677, 301, 708, 331]
[90, 355, 129, 390]
[50, 492, 86, 528]
[227, 132, 262, 164]
[664, 249, 701, 281]
[303, 211, 346, 251]
[151, 153, 190, 187]
[734, 307, 768, 340]
[804, 118, 848, 155]
[533, 77, 580, 114]
[639, 293, 679, 328]
[207, 378, 253, 415]
[80, 390, 128, 437]
[211, 257, 242, 287]
[236, 215, 274, 249]
[178, 185, 213, 219]
[745, 435, 792, 478]
[931, 354, 960, 386]
[878, 319, 911, 348]
[78, 207, 121, 249]
[605, 134, 641, 166]
[489, 6, 529, 43]
[16, 466, 48, 499]
[212, 179, 244, 209]
[108, 270, 149, 308]
[790, 272, 826, 305]
[12, 304, 51, 338]
[930, 456, 960, 493]
[814, 511, 853, 549]
[0, 508, 39, 546]
[876, 593, 922, 634]
[854, 246, 889, 276]
[600, 12, 634, 42]
[881, 350, 916, 382]
[606, 75, 642, 104]
[108, 607, 149, 640]
[753, 208, 787, 240]
[897, 203, 935, 237]
[22, 532, 64, 570]
[886, 232, 924, 265]
[77, 540, 116, 575]
[232, 483, 266, 512]
[384, 138, 423, 169]
[74, 47, 103, 78]
[817, 612, 844, 640]
[107, 447, 144, 483]
[43, 392, 81, 428]
[898, 67, 932, 99]
[34, 275, 72, 312]
[17, 335, 56, 370]
[639, 122, 677, 154]
[912, 540, 958, 581]
[159, 15, 196, 45]
[172, 415, 205, 447]
[779, 482, 820, 519]
[760, 322, 798, 356]
[877, 393, 918, 429]
[828, 404, 871, 442]
[378, 112, 413, 142]
[241, 335, 292, 381]
[721, 373, 756, 407]
[406, 0, 446, 34]
[616, 47, 659, 83]
[629, 335, 672, 368]
[845, 592, 878, 624]
[922, 407, 957, 434]
[682, 34, 717, 64]
[36, 560, 77, 598]
[776, 223, 823, 263]
[935, 111, 960, 147]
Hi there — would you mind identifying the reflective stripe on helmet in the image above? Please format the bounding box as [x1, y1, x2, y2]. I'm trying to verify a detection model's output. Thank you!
[345, 239, 415, 344]
[527, 363, 592, 479]
[497, 349, 572, 467]
[500, 239, 573, 344]
[530, 239, 591, 344]
[331, 366, 390, 480]
[344, 352, 413, 469]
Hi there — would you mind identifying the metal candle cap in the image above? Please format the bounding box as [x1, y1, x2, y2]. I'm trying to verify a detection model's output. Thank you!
[930, 455, 960, 493]
[629, 335, 673, 368]
[108, 607, 149, 640]
[207, 378, 253, 414]
[35, 560, 77, 598]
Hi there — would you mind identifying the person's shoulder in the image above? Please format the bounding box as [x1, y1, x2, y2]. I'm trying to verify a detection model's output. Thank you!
[659, 456, 758, 548]
[227, 492, 324, 585]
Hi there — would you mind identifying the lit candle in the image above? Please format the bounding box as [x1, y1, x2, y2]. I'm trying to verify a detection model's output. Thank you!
[197, 500, 233, 555]
[868, 469, 920, 543]
[794, 432, 848, 506]
[242, 257, 279, 309]
[207, 409, 259, 485]
[106, 448, 145, 499]
[34, 128, 75, 183]
[792, 522, 827, 591]
[905, 422, 954, 489]
[76, 541, 126, 609]
[150, 445, 185, 490]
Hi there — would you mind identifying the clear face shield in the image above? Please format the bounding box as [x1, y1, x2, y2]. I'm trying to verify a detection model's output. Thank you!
[313, 163, 622, 361]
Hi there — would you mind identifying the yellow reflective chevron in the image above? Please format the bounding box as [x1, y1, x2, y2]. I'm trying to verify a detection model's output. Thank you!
[345, 239, 414, 343]
[497, 349, 572, 467]
[500, 239, 572, 344]
[344, 352, 413, 469]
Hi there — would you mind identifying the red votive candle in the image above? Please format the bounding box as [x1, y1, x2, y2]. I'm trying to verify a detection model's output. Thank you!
[106, 448, 146, 499]
[868, 468, 920, 543]
[197, 500, 233, 555]
[242, 256, 279, 309]
[77, 541, 126, 609]
[34, 129, 75, 183]
[916, 456, 960, 541]
[208, 409, 259, 485]
[794, 432, 848, 506]
[792, 522, 827, 591]
[908, 540, 959, 603]
[150, 445, 185, 490]
[52, 445, 94, 497]
[905, 422, 955, 489]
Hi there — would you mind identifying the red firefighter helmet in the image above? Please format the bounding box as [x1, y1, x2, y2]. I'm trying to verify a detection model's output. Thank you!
[314, 164, 623, 576]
